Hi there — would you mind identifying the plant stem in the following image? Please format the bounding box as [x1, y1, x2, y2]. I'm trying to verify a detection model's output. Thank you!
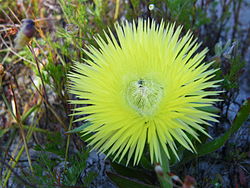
[114, 0, 120, 20]
[156, 147, 173, 188]
[9, 83, 34, 173]
[65, 106, 75, 162]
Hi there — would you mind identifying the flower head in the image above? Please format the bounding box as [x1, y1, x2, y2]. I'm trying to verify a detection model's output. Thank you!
[14, 19, 36, 50]
[68, 19, 220, 165]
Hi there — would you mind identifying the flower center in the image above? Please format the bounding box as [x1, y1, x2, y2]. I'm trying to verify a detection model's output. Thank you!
[126, 79, 164, 116]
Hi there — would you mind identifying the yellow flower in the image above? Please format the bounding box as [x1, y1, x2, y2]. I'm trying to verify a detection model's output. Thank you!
[68, 19, 220, 165]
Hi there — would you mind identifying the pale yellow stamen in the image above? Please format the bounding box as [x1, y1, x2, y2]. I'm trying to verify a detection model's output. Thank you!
[126, 79, 164, 116]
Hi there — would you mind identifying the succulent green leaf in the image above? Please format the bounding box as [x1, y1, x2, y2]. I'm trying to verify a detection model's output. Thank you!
[0, 128, 9, 138]
[111, 162, 155, 185]
[65, 122, 92, 134]
[106, 172, 157, 188]
[180, 98, 250, 164]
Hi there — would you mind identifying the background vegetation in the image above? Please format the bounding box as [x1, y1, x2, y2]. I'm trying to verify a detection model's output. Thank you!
[0, 0, 249, 187]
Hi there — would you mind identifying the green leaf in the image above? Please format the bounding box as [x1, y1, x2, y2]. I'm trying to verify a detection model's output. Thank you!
[63, 150, 89, 185]
[196, 106, 220, 114]
[34, 133, 65, 157]
[130, 0, 140, 9]
[83, 171, 98, 187]
[106, 172, 157, 188]
[111, 162, 155, 185]
[0, 128, 9, 138]
[21, 104, 40, 123]
[180, 98, 250, 164]
[65, 122, 92, 134]
[140, 155, 153, 170]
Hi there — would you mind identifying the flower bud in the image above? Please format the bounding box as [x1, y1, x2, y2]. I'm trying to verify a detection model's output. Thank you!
[14, 19, 36, 50]
[154, 163, 164, 176]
